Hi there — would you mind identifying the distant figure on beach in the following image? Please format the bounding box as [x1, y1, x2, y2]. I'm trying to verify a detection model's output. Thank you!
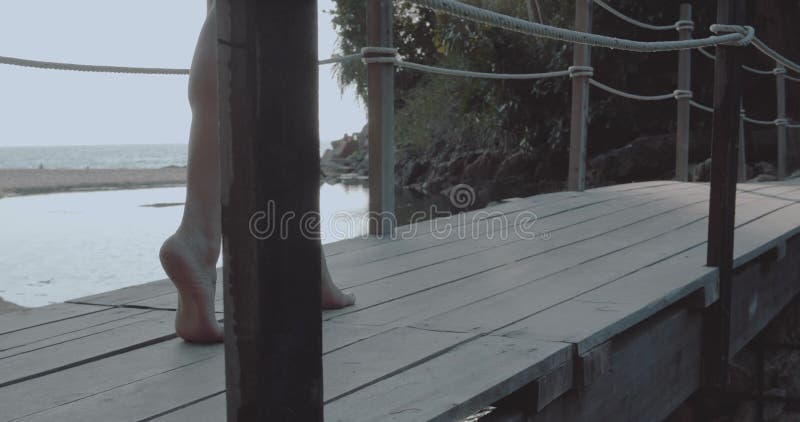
[159, 3, 355, 343]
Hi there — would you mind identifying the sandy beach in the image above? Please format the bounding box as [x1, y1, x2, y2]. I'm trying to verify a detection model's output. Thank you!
[0, 167, 187, 198]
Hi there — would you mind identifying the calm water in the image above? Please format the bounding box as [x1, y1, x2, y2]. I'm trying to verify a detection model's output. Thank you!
[0, 142, 337, 169]
[0, 184, 369, 307]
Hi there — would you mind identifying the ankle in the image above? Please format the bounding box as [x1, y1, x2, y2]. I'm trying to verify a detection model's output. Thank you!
[171, 224, 221, 266]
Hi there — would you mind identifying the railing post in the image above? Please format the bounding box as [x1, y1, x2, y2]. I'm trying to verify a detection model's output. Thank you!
[738, 107, 747, 182]
[776, 64, 788, 179]
[705, 0, 745, 390]
[217, 1, 323, 420]
[366, 0, 396, 235]
[568, 0, 593, 191]
[675, 3, 693, 182]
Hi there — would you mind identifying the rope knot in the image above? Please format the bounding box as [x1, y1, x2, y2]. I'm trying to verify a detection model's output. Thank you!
[568, 66, 594, 78]
[774, 118, 789, 126]
[361, 47, 398, 65]
[709, 24, 755, 47]
[773, 67, 787, 75]
[674, 20, 695, 32]
[673, 89, 693, 100]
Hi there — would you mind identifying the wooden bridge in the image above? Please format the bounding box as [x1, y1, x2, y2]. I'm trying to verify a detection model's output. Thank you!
[2, 179, 800, 421]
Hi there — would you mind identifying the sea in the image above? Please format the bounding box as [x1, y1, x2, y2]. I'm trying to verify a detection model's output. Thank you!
[0, 143, 367, 307]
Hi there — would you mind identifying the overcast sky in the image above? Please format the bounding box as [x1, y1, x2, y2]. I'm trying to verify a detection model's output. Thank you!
[0, 0, 366, 147]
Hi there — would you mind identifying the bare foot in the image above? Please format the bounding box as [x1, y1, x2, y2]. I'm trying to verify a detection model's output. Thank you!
[322, 253, 356, 309]
[160, 230, 223, 343]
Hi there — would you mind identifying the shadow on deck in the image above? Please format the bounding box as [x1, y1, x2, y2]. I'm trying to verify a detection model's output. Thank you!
[2, 180, 800, 421]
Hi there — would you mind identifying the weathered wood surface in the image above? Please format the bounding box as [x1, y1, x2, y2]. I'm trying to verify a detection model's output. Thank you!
[4, 180, 800, 422]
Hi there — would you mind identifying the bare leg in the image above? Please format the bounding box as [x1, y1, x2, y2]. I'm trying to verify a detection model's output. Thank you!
[160, 8, 353, 343]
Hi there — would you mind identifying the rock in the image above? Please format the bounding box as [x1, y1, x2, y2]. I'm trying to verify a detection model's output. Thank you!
[692, 158, 713, 182]
[0, 296, 26, 315]
[764, 349, 800, 398]
[753, 161, 777, 177]
[588, 134, 675, 186]
[733, 401, 759, 422]
[748, 174, 778, 183]
[494, 151, 537, 186]
[762, 389, 787, 421]
[462, 152, 503, 183]
[330, 135, 359, 159]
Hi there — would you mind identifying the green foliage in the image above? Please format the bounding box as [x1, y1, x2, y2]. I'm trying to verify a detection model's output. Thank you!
[329, 0, 719, 157]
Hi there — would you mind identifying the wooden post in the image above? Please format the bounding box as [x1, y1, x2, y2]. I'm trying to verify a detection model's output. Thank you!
[675, 4, 693, 182]
[568, 0, 592, 191]
[776, 64, 788, 179]
[705, 0, 745, 389]
[738, 107, 747, 182]
[366, 0, 396, 235]
[217, 1, 323, 421]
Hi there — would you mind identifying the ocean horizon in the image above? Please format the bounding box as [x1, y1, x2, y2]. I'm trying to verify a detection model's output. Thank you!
[0, 141, 337, 170]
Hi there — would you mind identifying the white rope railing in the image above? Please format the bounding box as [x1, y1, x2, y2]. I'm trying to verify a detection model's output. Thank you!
[588, 78, 679, 101]
[406, 0, 750, 52]
[364, 54, 572, 79]
[593, 0, 691, 32]
[690, 100, 714, 113]
[318, 53, 364, 65]
[0, 55, 190, 75]
[0, 52, 371, 73]
[696, 46, 793, 76]
[752, 37, 800, 74]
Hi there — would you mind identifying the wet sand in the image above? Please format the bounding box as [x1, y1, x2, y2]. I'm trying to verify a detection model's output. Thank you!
[0, 167, 187, 198]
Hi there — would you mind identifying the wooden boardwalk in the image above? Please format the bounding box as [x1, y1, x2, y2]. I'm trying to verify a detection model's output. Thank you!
[2, 180, 800, 421]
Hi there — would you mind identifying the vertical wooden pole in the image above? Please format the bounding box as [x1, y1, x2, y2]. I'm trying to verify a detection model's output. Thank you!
[675, 4, 693, 182]
[705, 0, 745, 389]
[738, 108, 747, 182]
[366, 0, 395, 235]
[776, 64, 788, 180]
[217, 1, 323, 421]
[568, 0, 592, 191]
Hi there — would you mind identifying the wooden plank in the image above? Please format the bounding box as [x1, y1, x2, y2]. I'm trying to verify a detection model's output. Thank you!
[366, 0, 395, 235]
[330, 184, 707, 290]
[323, 327, 474, 402]
[322, 321, 386, 354]
[325, 336, 571, 422]
[68, 278, 174, 306]
[127, 272, 223, 311]
[152, 393, 227, 422]
[0, 307, 151, 358]
[729, 232, 800, 354]
[411, 196, 786, 335]
[777, 64, 788, 179]
[497, 247, 715, 354]
[322, 181, 680, 258]
[328, 190, 714, 323]
[0, 310, 176, 387]
[217, 0, 323, 418]
[567, 0, 592, 191]
[528, 309, 702, 422]
[332, 193, 767, 328]
[675, 3, 692, 182]
[0, 303, 109, 335]
[329, 182, 700, 275]
[14, 353, 226, 422]
[706, 0, 746, 387]
[0, 339, 222, 421]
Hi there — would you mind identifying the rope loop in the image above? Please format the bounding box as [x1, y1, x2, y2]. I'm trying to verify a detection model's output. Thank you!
[360, 47, 398, 57]
[673, 89, 693, 100]
[774, 118, 789, 126]
[674, 20, 695, 32]
[569, 66, 594, 78]
[709, 24, 755, 47]
[773, 66, 787, 75]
